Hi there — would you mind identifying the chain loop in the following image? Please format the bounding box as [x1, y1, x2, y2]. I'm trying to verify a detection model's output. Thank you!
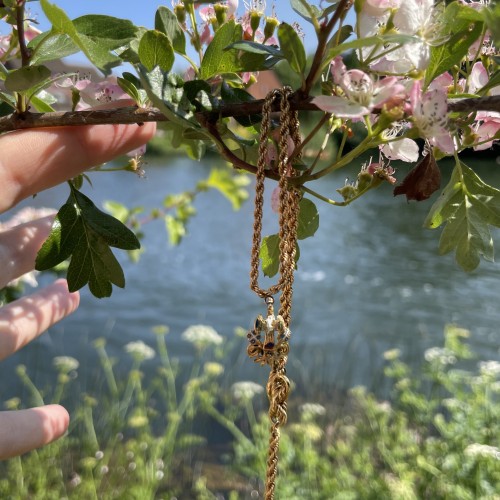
[247, 87, 302, 499]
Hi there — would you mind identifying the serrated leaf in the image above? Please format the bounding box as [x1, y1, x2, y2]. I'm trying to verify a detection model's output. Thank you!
[36, 187, 140, 297]
[297, 198, 319, 240]
[4, 65, 51, 92]
[138, 30, 175, 72]
[71, 188, 140, 250]
[425, 3, 484, 86]
[425, 162, 500, 271]
[36, 202, 83, 270]
[155, 6, 186, 55]
[200, 20, 243, 79]
[278, 23, 306, 77]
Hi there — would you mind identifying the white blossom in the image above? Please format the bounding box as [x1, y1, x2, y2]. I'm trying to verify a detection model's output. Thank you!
[124, 341, 155, 360]
[465, 443, 500, 460]
[231, 381, 264, 400]
[182, 325, 223, 346]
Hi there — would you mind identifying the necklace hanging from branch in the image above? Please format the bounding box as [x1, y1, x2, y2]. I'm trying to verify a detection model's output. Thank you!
[247, 86, 302, 499]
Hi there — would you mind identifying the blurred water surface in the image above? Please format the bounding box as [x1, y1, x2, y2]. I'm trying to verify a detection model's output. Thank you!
[2, 155, 500, 400]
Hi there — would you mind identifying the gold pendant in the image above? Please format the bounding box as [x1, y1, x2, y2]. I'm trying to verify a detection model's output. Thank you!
[247, 298, 291, 366]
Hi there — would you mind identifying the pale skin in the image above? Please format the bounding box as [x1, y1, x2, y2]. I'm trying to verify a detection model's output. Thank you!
[0, 113, 156, 460]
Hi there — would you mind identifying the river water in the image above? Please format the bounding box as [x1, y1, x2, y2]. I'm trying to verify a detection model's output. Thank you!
[2, 154, 500, 402]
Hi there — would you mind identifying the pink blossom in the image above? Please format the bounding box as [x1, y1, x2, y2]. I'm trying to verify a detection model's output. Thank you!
[199, 22, 213, 46]
[57, 77, 130, 110]
[381, 138, 419, 162]
[227, 0, 238, 16]
[410, 80, 454, 154]
[473, 112, 500, 151]
[362, 0, 401, 17]
[428, 72, 454, 92]
[312, 56, 406, 118]
[23, 24, 42, 42]
[199, 5, 215, 23]
[0, 34, 11, 58]
[465, 62, 500, 96]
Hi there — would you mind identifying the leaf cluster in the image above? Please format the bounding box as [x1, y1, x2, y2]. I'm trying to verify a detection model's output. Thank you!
[35, 184, 140, 298]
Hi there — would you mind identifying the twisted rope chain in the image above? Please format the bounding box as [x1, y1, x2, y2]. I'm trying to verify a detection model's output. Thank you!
[248, 87, 302, 499]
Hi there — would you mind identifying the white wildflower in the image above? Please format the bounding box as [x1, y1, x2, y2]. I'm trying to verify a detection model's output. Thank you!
[478, 360, 500, 377]
[182, 325, 223, 347]
[231, 381, 264, 400]
[465, 443, 500, 460]
[424, 347, 456, 365]
[53, 356, 80, 373]
[300, 403, 327, 417]
[124, 341, 155, 361]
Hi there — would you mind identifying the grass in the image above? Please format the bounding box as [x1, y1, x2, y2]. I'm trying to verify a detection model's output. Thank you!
[1, 323, 499, 499]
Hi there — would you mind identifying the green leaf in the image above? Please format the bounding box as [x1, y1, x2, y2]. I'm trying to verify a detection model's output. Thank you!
[71, 189, 140, 250]
[40, 0, 134, 73]
[4, 65, 51, 92]
[0, 91, 16, 109]
[138, 30, 175, 72]
[277, 23, 306, 77]
[297, 198, 319, 240]
[36, 187, 140, 298]
[72, 15, 137, 48]
[425, 3, 484, 86]
[260, 234, 300, 277]
[28, 32, 79, 64]
[155, 6, 186, 55]
[200, 20, 243, 79]
[260, 234, 280, 277]
[164, 214, 186, 246]
[205, 168, 250, 210]
[221, 83, 261, 126]
[117, 76, 141, 103]
[424, 162, 500, 271]
[483, 2, 500, 46]
[138, 66, 196, 128]
[30, 93, 56, 112]
[226, 40, 284, 57]
[36, 202, 83, 270]
[290, 0, 321, 23]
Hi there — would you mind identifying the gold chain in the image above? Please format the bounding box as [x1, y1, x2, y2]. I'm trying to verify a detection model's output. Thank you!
[247, 87, 302, 499]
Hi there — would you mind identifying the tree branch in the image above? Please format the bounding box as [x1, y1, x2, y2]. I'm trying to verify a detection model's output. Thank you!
[0, 107, 168, 133]
[0, 96, 498, 134]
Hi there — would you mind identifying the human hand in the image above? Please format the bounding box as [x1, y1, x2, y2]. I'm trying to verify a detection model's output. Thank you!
[0, 116, 156, 460]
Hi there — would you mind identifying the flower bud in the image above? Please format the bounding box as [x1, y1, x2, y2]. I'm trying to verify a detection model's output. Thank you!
[356, 170, 373, 192]
[250, 11, 262, 34]
[214, 3, 228, 26]
[263, 16, 279, 41]
[337, 184, 357, 201]
[174, 3, 186, 24]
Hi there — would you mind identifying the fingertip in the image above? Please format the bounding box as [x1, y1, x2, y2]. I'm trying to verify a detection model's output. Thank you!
[41, 404, 70, 441]
[52, 279, 80, 309]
